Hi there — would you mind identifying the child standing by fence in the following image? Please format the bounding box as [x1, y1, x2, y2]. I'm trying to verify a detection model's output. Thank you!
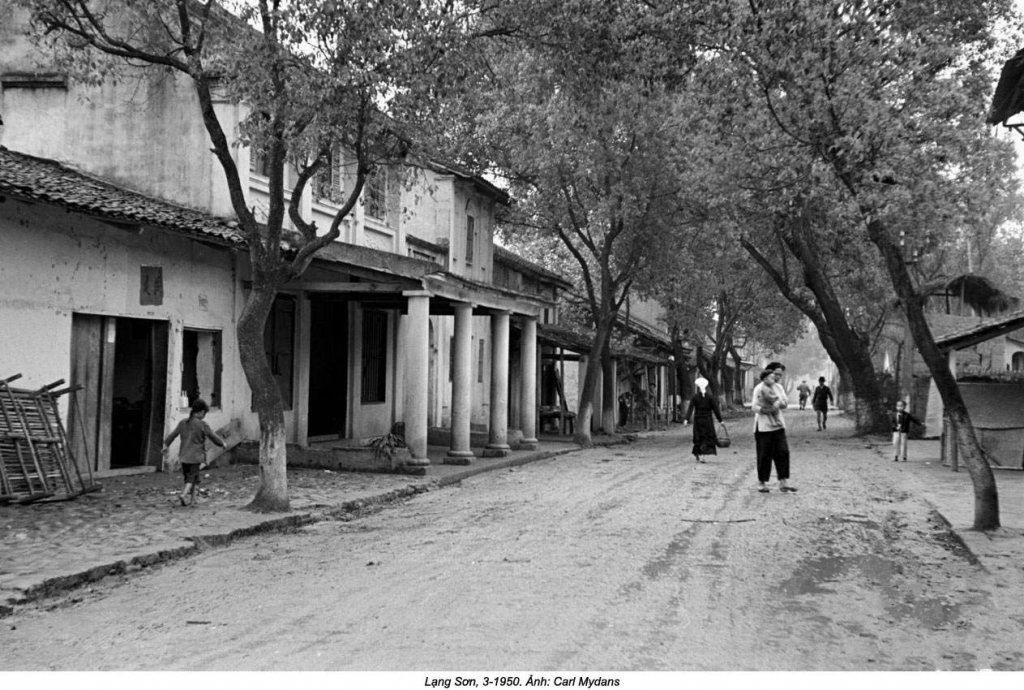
[163, 399, 226, 506]
[891, 400, 922, 462]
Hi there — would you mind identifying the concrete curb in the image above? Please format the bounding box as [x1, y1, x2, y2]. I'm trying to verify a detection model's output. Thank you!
[436, 447, 588, 487]
[1, 435, 635, 615]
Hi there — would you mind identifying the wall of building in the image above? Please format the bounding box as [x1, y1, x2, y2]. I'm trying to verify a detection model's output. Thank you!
[625, 296, 667, 335]
[914, 312, 1005, 377]
[0, 199, 245, 444]
[1, 70, 239, 219]
[403, 169, 453, 256]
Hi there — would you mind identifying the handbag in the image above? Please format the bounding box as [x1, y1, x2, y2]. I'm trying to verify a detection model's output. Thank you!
[716, 422, 731, 448]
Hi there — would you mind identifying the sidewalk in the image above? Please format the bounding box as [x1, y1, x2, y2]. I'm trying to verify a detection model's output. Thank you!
[0, 434, 600, 613]
[2, 420, 1022, 616]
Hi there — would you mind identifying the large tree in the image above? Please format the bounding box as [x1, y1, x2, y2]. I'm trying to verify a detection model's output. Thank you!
[642, 220, 804, 409]
[23, 0, 468, 511]
[738, 192, 896, 431]
[716, 0, 1020, 529]
[446, 1, 713, 443]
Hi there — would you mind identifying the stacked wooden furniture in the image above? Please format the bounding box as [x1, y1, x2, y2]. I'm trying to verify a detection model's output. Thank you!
[0, 374, 99, 503]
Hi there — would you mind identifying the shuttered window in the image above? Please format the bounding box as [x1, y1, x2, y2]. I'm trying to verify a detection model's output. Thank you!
[465, 215, 475, 264]
[361, 310, 388, 403]
[365, 167, 387, 220]
[315, 149, 344, 203]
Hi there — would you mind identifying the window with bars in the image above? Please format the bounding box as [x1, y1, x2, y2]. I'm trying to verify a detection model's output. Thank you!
[478, 338, 485, 383]
[262, 295, 295, 408]
[465, 215, 475, 264]
[364, 166, 387, 220]
[361, 310, 388, 403]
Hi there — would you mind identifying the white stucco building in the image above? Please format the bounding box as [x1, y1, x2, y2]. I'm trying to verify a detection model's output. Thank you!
[0, 11, 567, 478]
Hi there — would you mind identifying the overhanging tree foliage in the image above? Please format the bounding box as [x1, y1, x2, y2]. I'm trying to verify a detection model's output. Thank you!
[23, 0, 469, 511]
[444, 1, 714, 443]
[714, 0, 1021, 530]
[642, 219, 803, 409]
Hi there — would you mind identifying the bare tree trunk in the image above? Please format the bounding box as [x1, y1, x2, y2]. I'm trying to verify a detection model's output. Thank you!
[574, 358, 597, 446]
[729, 346, 745, 405]
[236, 286, 289, 512]
[672, 329, 691, 415]
[574, 318, 614, 446]
[741, 235, 888, 432]
[864, 217, 999, 530]
[785, 228, 888, 432]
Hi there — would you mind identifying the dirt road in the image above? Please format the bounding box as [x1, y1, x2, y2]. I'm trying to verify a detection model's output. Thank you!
[2, 413, 1022, 671]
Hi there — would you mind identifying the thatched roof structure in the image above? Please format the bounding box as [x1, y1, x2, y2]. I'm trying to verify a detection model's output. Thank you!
[920, 273, 1020, 316]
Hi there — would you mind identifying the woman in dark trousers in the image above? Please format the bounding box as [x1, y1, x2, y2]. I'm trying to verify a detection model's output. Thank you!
[684, 377, 723, 463]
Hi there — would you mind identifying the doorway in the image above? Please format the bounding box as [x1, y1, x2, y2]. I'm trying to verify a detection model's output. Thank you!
[69, 314, 169, 473]
[428, 320, 437, 427]
[307, 299, 349, 439]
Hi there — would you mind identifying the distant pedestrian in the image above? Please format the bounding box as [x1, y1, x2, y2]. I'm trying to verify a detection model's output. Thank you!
[684, 377, 722, 463]
[163, 399, 226, 506]
[812, 376, 834, 431]
[797, 380, 811, 410]
[891, 400, 923, 462]
[752, 362, 796, 493]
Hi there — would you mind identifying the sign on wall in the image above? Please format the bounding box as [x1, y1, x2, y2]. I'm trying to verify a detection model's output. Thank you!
[140, 266, 163, 305]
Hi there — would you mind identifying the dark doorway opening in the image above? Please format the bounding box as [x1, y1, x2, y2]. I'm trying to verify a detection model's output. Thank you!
[70, 314, 168, 473]
[308, 299, 349, 439]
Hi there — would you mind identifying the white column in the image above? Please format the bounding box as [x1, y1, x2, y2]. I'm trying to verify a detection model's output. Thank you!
[484, 311, 511, 457]
[519, 316, 538, 449]
[445, 301, 475, 464]
[402, 292, 431, 466]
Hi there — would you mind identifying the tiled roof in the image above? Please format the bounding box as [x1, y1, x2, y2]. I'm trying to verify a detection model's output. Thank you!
[616, 313, 671, 349]
[538, 323, 668, 363]
[0, 147, 243, 245]
[934, 308, 1024, 351]
[493, 244, 574, 290]
[423, 158, 510, 204]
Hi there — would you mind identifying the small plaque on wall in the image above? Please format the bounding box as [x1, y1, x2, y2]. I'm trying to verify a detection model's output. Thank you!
[140, 266, 163, 305]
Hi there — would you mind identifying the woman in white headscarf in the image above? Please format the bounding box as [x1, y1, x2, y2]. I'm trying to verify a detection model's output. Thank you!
[683, 376, 723, 463]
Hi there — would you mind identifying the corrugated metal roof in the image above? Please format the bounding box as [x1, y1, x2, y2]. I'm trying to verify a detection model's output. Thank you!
[0, 147, 243, 244]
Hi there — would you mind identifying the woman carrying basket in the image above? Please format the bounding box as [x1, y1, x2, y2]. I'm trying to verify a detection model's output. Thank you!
[683, 377, 723, 463]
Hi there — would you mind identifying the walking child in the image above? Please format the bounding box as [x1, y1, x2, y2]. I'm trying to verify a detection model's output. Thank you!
[163, 399, 226, 506]
[891, 400, 922, 462]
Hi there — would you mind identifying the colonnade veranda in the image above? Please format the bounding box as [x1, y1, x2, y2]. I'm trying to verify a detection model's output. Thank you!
[401, 291, 539, 466]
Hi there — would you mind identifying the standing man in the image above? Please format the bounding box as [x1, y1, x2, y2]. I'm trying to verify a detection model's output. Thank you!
[797, 379, 811, 410]
[752, 362, 796, 494]
[811, 376, 835, 431]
